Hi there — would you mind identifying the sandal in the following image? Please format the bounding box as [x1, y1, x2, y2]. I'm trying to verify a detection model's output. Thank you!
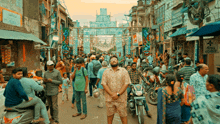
[31, 118, 45, 123]
[72, 113, 81, 117]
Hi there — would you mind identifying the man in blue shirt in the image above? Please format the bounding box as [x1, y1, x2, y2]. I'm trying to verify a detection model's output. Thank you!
[3, 68, 43, 123]
[88, 55, 102, 97]
[95, 61, 108, 108]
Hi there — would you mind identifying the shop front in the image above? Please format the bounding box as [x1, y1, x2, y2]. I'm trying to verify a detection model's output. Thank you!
[0, 29, 46, 80]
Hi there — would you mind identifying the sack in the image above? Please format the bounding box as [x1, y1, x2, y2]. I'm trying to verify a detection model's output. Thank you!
[92, 61, 102, 76]
[73, 67, 85, 82]
[184, 84, 195, 106]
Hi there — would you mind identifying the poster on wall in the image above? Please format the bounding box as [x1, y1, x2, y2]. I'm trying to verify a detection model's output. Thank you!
[137, 32, 142, 46]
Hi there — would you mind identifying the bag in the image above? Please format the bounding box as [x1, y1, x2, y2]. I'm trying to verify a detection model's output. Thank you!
[183, 84, 195, 106]
[73, 67, 85, 82]
[92, 61, 102, 76]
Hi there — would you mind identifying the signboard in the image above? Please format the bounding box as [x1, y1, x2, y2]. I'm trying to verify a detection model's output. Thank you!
[133, 34, 138, 46]
[159, 24, 164, 42]
[204, 40, 219, 54]
[3, 10, 21, 27]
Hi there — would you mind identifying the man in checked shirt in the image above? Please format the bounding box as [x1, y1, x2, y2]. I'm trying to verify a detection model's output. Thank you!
[127, 62, 152, 117]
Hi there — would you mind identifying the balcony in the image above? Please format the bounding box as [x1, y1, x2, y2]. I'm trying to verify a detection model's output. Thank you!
[172, 0, 184, 10]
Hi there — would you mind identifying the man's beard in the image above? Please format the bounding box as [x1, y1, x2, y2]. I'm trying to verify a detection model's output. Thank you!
[111, 63, 118, 67]
[132, 68, 136, 71]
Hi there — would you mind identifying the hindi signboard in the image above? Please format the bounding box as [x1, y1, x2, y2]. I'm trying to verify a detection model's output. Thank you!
[203, 40, 219, 54]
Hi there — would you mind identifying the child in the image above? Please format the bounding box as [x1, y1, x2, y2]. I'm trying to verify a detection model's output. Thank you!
[62, 72, 70, 104]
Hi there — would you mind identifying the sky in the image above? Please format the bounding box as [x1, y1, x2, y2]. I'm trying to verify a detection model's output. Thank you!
[61, 0, 137, 26]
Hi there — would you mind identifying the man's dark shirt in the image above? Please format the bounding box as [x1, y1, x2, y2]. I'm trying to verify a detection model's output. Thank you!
[3, 78, 29, 107]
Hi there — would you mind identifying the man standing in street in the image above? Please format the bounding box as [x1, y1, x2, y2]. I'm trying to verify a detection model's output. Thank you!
[179, 59, 195, 84]
[190, 64, 209, 98]
[43, 60, 63, 124]
[101, 55, 131, 124]
[72, 57, 89, 120]
[125, 54, 133, 67]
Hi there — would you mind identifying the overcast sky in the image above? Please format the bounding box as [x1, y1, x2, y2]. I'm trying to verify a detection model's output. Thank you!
[61, 0, 137, 26]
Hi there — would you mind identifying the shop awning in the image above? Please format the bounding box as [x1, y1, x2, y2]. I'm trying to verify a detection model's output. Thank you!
[169, 27, 187, 37]
[0, 29, 47, 45]
[187, 21, 220, 37]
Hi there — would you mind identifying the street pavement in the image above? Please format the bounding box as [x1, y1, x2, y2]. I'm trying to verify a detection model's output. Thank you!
[52, 87, 157, 124]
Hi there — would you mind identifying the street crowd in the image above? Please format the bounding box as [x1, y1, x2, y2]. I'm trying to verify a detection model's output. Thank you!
[1, 49, 220, 124]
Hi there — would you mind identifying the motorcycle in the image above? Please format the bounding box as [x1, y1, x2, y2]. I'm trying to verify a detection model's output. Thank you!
[1, 80, 48, 124]
[127, 84, 146, 124]
[147, 75, 166, 105]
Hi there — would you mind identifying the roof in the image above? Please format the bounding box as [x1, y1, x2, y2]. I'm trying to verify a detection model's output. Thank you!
[169, 27, 187, 37]
[0, 29, 47, 45]
[187, 21, 220, 37]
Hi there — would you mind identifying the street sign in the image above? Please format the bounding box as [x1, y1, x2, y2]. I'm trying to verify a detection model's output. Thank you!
[203, 40, 219, 54]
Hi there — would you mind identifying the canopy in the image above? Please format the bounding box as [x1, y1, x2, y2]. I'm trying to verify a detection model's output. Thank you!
[187, 21, 220, 37]
[0, 29, 47, 45]
[169, 27, 187, 37]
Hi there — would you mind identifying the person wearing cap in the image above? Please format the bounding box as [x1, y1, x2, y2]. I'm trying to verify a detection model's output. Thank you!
[43, 60, 62, 124]
[88, 55, 102, 97]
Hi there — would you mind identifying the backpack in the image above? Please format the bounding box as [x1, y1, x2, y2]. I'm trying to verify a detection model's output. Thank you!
[92, 61, 102, 76]
[73, 67, 85, 82]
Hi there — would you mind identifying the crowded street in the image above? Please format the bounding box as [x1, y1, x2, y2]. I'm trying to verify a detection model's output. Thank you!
[0, 0, 220, 124]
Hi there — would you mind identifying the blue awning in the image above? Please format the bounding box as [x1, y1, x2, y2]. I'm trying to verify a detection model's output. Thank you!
[0, 29, 47, 45]
[169, 27, 187, 37]
[187, 21, 220, 37]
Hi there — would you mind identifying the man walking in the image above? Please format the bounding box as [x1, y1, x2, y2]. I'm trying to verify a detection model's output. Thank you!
[88, 55, 102, 97]
[72, 57, 89, 119]
[179, 59, 195, 84]
[43, 60, 63, 124]
[95, 61, 108, 108]
[101, 55, 131, 124]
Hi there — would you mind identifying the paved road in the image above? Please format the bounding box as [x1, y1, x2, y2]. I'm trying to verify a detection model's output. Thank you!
[53, 87, 157, 124]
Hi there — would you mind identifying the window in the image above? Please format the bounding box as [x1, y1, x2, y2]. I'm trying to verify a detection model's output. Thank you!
[167, 3, 170, 9]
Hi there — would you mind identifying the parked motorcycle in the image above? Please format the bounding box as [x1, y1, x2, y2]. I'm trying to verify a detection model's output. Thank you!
[127, 84, 146, 124]
[1, 80, 48, 124]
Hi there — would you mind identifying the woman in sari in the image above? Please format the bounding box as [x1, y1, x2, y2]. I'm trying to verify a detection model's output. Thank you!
[55, 56, 66, 92]
[157, 74, 184, 124]
[189, 74, 220, 124]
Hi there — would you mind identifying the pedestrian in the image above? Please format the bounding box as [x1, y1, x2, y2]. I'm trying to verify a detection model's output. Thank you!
[55, 56, 66, 92]
[190, 64, 209, 98]
[163, 50, 169, 68]
[194, 61, 200, 72]
[189, 74, 220, 124]
[43, 60, 63, 124]
[94, 61, 108, 108]
[174, 71, 191, 124]
[157, 74, 184, 124]
[126, 65, 131, 71]
[88, 55, 102, 97]
[125, 54, 133, 67]
[160, 61, 166, 71]
[179, 59, 196, 84]
[0, 67, 6, 88]
[128, 62, 152, 117]
[147, 53, 154, 67]
[62, 72, 70, 104]
[169, 50, 176, 68]
[63, 57, 70, 79]
[101, 55, 131, 124]
[72, 57, 89, 120]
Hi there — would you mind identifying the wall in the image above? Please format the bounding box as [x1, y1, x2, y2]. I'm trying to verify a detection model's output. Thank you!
[23, 0, 39, 20]
[17, 41, 40, 70]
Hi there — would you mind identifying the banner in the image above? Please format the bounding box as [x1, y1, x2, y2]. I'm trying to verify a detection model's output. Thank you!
[133, 34, 138, 46]
[142, 28, 151, 53]
[83, 36, 90, 54]
[116, 36, 123, 57]
[137, 32, 143, 45]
